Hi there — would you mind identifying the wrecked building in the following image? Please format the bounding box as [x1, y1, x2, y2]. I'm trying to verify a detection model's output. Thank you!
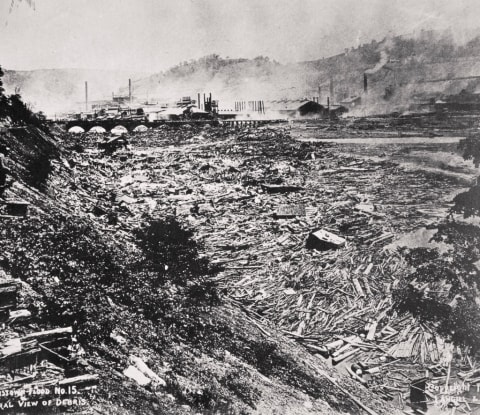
[267, 99, 347, 118]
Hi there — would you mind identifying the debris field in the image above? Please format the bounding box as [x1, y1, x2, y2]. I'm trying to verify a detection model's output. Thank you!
[0, 122, 478, 414]
[63, 124, 477, 410]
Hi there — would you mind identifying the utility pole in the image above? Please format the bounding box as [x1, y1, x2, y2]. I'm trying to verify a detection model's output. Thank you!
[128, 79, 132, 104]
[85, 81, 88, 112]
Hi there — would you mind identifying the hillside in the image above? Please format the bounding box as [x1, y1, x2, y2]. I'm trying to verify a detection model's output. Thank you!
[6, 29, 480, 116]
[124, 30, 480, 114]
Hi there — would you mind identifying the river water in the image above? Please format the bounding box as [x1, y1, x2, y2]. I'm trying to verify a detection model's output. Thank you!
[296, 136, 463, 145]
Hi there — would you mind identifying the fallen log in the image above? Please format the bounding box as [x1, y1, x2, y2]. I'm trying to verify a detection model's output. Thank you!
[58, 374, 99, 386]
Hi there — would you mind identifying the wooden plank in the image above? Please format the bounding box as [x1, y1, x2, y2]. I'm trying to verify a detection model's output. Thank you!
[352, 278, 365, 297]
[274, 205, 306, 218]
[21, 327, 72, 342]
[58, 374, 99, 386]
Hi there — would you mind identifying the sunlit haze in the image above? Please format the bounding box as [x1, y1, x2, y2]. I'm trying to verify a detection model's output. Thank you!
[1, 0, 478, 72]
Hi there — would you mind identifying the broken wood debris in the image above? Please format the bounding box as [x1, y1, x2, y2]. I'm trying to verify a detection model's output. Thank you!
[37, 123, 474, 412]
[273, 204, 306, 218]
[306, 229, 346, 251]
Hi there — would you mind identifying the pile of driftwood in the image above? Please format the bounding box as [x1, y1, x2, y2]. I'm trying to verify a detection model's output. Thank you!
[52, 125, 473, 410]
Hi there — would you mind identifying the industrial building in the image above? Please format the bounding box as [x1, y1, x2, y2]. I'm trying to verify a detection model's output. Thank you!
[266, 99, 347, 118]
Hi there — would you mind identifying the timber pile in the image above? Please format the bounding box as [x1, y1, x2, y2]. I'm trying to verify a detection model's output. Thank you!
[54, 125, 470, 407]
[0, 270, 98, 404]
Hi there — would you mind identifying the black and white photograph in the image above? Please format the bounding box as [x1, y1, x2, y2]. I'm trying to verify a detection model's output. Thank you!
[1, 0, 480, 413]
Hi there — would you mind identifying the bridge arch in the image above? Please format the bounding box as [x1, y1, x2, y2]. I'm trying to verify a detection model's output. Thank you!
[68, 126, 85, 134]
[64, 119, 147, 133]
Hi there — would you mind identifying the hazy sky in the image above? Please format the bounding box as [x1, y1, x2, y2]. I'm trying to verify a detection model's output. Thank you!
[0, 0, 478, 72]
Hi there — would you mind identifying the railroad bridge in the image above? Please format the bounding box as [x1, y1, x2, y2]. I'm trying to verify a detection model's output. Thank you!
[53, 118, 284, 133]
[59, 119, 185, 132]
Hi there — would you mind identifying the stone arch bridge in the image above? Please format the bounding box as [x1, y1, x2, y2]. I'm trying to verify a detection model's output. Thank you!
[52, 118, 280, 133]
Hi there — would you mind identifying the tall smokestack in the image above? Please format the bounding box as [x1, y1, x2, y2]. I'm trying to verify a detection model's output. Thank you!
[329, 78, 334, 102]
[129, 79, 132, 104]
[198, 93, 201, 108]
[364, 73, 368, 93]
[85, 81, 88, 112]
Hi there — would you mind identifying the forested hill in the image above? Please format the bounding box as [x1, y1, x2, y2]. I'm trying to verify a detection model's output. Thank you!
[7, 29, 480, 115]
[121, 29, 480, 113]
